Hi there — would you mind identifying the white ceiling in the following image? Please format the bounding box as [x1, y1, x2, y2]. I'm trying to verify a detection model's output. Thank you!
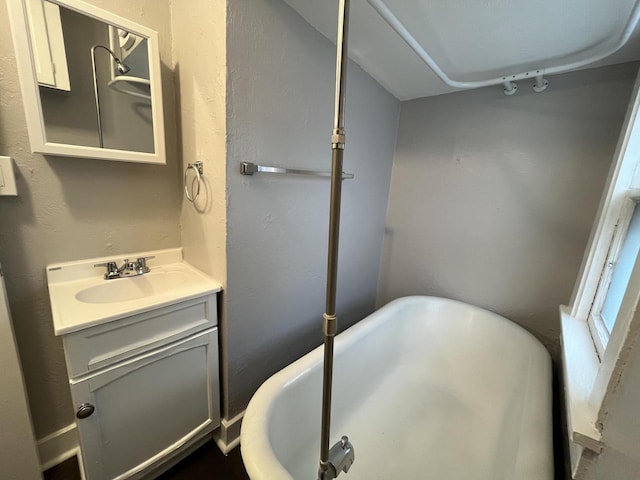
[284, 0, 640, 100]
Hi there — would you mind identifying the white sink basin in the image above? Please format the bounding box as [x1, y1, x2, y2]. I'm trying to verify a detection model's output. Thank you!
[47, 248, 221, 335]
[75, 271, 190, 304]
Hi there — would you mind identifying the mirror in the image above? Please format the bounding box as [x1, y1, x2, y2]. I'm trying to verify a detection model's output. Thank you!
[6, 0, 166, 164]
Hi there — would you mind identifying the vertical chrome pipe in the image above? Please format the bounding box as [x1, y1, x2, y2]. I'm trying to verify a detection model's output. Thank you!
[318, 1, 350, 479]
[90, 45, 127, 149]
[90, 46, 105, 148]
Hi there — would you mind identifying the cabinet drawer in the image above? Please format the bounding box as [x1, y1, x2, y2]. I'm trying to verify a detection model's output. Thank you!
[63, 294, 217, 378]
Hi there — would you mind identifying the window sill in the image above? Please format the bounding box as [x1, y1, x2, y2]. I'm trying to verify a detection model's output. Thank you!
[560, 305, 603, 454]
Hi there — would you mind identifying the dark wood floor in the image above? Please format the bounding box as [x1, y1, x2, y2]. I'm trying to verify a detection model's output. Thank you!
[158, 441, 249, 480]
[43, 455, 81, 480]
[43, 441, 249, 480]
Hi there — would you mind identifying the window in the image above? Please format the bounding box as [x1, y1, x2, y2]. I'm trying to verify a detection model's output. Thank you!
[588, 194, 640, 356]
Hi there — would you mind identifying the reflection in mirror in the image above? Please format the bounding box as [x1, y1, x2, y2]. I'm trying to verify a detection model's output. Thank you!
[31, 1, 154, 153]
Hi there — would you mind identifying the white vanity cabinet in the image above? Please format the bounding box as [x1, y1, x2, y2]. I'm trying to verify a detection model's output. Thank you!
[62, 294, 220, 480]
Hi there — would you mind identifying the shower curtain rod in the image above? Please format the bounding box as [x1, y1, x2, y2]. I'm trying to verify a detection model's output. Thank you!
[367, 0, 640, 90]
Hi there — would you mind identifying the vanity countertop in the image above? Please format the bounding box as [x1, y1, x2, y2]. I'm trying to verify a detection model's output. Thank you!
[47, 248, 221, 335]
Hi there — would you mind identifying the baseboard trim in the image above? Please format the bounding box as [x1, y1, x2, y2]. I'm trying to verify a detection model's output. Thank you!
[37, 422, 79, 472]
[213, 411, 244, 454]
[37, 414, 246, 470]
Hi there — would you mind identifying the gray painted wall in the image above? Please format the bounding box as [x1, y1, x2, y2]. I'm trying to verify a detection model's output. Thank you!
[0, 0, 180, 439]
[0, 274, 41, 480]
[378, 63, 638, 348]
[224, 0, 400, 417]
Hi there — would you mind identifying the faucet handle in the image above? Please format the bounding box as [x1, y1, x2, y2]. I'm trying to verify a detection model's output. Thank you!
[136, 256, 155, 274]
[94, 261, 119, 279]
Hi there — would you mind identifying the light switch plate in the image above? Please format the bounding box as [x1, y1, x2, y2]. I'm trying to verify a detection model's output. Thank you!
[0, 156, 18, 196]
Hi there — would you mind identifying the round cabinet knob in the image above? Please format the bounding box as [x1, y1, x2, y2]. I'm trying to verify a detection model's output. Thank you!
[76, 403, 95, 419]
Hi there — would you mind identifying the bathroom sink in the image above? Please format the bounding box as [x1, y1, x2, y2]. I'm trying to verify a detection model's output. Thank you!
[75, 271, 189, 304]
[46, 248, 221, 335]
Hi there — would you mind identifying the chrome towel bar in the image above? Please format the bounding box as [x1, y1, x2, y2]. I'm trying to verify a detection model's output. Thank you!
[240, 162, 354, 180]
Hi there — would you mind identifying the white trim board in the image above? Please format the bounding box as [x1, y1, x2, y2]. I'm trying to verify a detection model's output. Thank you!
[213, 411, 244, 454]
[560, 307, 602, 455]
[36, 422, 79, 472]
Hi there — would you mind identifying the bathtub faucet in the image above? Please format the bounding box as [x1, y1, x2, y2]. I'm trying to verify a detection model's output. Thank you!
[319, 436, 355, 479]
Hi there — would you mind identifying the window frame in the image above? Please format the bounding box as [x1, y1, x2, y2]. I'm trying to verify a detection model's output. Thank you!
[587, 194, 640, 358]
[569, 71, 640, 339]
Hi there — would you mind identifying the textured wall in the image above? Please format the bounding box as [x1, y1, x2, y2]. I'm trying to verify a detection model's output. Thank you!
[224, 0, 400, 418]
[170, 0, 227, 289]
[0, 278, 41, 480]
[169, 0, 227, 344]
[585, 326, 640, 479]
[378, 63, 637, 349]
[0, 0, 180, 439]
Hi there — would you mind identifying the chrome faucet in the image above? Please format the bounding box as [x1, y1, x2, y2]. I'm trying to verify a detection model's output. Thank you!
[118, 259, 139, 275]
[94, 256, 154, 280]
[135, 256, 153, 274]
[94, 261, 120, 279]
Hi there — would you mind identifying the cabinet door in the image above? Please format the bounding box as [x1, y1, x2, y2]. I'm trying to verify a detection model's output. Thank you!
[70, 328, 220, 480]
[25, 0, 70, 90]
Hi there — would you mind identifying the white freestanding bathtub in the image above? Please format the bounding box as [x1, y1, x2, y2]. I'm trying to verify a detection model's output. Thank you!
[241, 296, 553, 480]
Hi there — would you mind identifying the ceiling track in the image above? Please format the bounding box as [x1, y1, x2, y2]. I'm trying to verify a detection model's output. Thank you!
[367, 0, 640, 91]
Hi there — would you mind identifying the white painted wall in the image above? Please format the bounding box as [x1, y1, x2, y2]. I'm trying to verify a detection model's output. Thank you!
[224, 0, 400, 418]
[0, 266, 41, 480]
[0, 0, 180, 442]
[170, 1, 227, 282]
[378, 63, 638, 348]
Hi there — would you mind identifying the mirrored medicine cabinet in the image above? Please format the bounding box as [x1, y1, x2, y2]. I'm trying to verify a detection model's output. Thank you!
[6, 0, 166, 164]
